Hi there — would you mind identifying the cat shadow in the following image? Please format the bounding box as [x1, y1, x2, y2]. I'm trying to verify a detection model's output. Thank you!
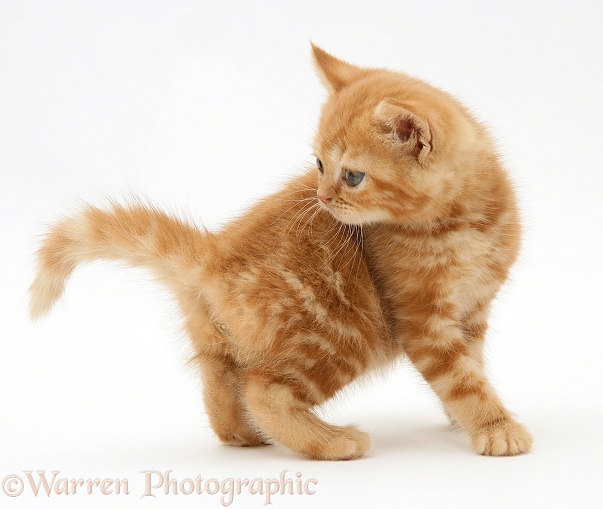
[65, 428, 293, 469]
[62, 417, 470, 466]
[367, 417, 470, 457]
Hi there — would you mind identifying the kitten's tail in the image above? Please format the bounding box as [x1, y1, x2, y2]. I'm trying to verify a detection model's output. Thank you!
[29, 201, 217, 320]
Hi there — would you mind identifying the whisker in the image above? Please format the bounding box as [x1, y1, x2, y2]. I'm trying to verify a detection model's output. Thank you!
[356, 224, 365, 282]
[270, 198, 311, 227]
[330, 222, 351, 261]
[287, 201, 319, 238]
[304, 203, 324, 243]
[339, 224, 359, 274]
[296, 202, 322, 242]
[324, 221, 346, 254]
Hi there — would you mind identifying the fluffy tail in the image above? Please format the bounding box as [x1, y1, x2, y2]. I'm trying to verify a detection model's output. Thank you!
[29, 201, 216, 320]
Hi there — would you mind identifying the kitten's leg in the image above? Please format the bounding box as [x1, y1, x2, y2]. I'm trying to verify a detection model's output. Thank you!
[199, 354, 269, 447]
[461, 300, 491, 368]
[443, 301, 489, 427]
[243, 371, 369, 460]
[403, 307, 532, 456]
[183, 299, 267, 447]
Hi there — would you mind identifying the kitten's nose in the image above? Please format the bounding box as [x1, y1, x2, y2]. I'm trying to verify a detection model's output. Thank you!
[317, 191, 333, 205]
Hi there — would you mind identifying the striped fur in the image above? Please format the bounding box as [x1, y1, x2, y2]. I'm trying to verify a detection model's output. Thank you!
[30, 177, 393, 460]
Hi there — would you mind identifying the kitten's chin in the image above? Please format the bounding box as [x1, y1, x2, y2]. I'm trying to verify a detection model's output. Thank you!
[320, 204, 390, 226]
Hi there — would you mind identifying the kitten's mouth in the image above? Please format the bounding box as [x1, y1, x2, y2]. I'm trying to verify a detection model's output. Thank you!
[319, 200, 393, 226]
[319, 201, 364, 226]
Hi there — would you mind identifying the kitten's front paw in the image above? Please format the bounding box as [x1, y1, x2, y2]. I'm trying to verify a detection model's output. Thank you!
[472, 420, 533, 456]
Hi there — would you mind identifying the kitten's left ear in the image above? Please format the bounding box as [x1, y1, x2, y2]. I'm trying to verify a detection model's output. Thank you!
[374, 101, 432, 161]
[311, 43, 364, 94]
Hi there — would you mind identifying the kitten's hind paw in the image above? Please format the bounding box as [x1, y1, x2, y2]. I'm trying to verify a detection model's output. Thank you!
[217, 425, 271, 448]
[307, 426, 370, 461]
[472, 420, 533, 456]
[223, 433, 271, 448]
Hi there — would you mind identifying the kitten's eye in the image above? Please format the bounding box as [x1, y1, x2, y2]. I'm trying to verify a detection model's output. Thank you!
[316, 157, 324, 174]
[344, 170, 365, 187]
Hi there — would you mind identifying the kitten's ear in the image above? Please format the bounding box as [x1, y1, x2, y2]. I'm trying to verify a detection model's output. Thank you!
[311, 43, 364, 93]
[374, 101, 432, 160]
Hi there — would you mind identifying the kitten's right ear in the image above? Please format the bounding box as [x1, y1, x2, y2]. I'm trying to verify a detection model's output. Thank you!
[374, 101, 432, 161]
[311, 43, 364, 94]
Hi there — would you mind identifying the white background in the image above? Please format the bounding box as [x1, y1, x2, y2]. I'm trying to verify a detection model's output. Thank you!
[1, 1, 602, 508]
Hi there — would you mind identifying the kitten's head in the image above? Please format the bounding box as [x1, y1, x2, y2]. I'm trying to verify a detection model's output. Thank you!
[311, 44, 492, 227]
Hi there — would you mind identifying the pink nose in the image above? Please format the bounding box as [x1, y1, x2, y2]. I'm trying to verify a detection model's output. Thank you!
[317, 192, 333, 205]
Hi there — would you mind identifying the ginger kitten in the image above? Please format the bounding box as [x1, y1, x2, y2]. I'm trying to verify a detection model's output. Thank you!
[29, 45, 532, 460]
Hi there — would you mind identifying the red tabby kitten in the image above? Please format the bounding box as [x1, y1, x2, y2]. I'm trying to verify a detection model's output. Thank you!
[29, 45, 532, 460]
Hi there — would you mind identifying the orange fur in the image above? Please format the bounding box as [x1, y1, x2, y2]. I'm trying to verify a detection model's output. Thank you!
[29, 45, 531, 460]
